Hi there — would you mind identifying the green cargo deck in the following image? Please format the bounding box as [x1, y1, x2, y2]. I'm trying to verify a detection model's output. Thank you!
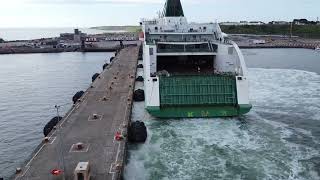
[160, 75, 237, 106]
[146, 75, 251, 118]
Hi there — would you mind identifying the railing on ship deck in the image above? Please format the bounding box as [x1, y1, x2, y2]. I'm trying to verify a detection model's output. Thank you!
[157, 43, 217, 53]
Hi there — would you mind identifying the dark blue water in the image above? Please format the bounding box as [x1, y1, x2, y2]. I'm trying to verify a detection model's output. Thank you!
[125, 49, 320, 180]
[0, 52, 114, 179]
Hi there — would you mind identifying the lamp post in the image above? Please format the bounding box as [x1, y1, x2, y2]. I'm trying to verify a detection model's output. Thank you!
[55, 105, 66, 180]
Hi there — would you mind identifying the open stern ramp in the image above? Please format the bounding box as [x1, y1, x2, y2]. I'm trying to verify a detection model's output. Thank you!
[160, 75, 237, 106]
[146, 75, 246, 118]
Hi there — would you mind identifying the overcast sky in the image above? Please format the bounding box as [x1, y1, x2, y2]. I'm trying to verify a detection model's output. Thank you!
[0, 0, 319, 28]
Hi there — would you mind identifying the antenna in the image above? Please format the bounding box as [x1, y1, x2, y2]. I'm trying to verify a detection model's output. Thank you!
[290, 21, 293, 38]
[157, 10, 161, 18]
[55, 105, 66, 180]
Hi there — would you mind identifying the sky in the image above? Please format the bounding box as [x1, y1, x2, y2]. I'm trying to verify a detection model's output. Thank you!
[0, 0, 319, 28]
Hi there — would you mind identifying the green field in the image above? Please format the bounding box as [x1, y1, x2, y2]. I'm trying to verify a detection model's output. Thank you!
[220, 25, 320, 38]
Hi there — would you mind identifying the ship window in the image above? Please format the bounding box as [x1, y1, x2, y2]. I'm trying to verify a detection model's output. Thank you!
[149, 48, 153, 55]
[155, 27, 158, 30]
[228, 47, 234, 55]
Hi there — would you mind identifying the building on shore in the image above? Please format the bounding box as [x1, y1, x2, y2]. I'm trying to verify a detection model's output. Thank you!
[59, 29, 87, 42]
[250, 39, 266, 44]
[220, 21, 265, 26]
[269, 21, 290, 25]
[248, 21, 265, 25]
[293, 19, 319, 25]
[220, 22, 241, 26]
[221, 19, 319, 26]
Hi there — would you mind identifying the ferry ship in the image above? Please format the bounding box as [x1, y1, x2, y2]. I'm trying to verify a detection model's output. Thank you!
[140, 0, 252, 118]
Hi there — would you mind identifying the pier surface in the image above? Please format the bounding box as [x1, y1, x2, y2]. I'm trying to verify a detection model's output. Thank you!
[14, 46, 139, 180]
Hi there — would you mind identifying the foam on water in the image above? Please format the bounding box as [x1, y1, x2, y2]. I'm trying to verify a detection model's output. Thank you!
[125, 68, 320, 180]
[249, 68, 320, 120]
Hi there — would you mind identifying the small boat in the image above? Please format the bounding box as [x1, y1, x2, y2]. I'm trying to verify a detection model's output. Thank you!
[315, 46, 320, 51]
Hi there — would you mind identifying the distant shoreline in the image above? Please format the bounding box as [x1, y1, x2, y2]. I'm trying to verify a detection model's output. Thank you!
[90, 26, 142, 33]
[0, 45, 317, 55]
[1, 26, 319, 55]
[0, 47, 118, 55]
[239, 46, 317, 49]
[221, 24, 320, 39]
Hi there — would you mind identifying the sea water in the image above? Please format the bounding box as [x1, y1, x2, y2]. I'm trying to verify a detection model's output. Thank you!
[0, 52, 114, 179]
[124, 49, 320, 180]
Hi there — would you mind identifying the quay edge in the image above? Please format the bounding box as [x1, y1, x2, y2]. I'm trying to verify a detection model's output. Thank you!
[13, 45, 140, 180]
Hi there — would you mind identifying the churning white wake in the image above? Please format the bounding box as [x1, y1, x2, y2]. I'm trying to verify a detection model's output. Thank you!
[125, 68, 320, 180]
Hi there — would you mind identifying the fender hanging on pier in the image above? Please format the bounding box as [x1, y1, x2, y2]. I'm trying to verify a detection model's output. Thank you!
[92, 73, 100, 82]
[136, 76, 144, 82]
[72, 91, 84, 104]
[133, 89, 145, 101]
[103, 63, 109, 70]
[43, 116, 62, 137]
[128, 121, 147, 143]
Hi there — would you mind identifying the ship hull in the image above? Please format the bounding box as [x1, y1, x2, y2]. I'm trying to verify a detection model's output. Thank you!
[146, 104, 252, 118]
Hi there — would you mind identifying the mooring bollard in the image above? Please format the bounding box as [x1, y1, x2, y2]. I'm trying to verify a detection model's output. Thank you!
[16, 167, 22, 174]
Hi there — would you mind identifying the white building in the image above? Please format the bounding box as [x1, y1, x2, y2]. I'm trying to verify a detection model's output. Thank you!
[248, 21, 265, 25]
[270, 21, 290, 25]
[220, 22, 241, 26]
[220, 21, 265, 26]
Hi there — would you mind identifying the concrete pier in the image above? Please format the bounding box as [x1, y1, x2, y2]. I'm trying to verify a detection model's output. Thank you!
[14, 46, 139, 180]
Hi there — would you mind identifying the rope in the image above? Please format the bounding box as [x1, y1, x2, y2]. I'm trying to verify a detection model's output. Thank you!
[57, 102, 73, 107]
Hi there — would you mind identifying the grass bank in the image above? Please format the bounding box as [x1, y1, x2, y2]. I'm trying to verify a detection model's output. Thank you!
[220, 25, 320, 39]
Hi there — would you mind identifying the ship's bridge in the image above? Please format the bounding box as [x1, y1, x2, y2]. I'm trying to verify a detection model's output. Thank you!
[143, 19, 229, 47]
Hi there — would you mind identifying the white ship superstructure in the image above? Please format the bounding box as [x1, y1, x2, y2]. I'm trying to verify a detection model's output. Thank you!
[140, 0, 252, 118]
